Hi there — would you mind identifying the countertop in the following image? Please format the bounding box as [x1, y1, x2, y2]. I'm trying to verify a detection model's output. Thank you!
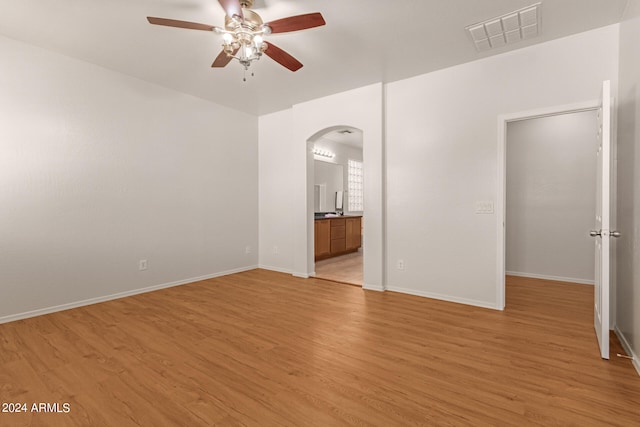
[314, 214, 362, 220]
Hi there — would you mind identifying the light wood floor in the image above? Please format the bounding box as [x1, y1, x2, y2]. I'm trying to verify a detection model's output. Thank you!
[1, 272, 638, 426]
[314, 251, 363, 285]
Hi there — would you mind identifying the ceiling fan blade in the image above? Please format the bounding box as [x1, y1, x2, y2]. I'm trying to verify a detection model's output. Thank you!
[147, 17, 215, 31]
[217, 0, 244, 20]
[211, 48, 238, 68]
[264, 13, 325, 34]
[263, 42, 303, 72]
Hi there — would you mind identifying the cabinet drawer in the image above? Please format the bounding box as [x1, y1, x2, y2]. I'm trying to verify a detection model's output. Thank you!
[330, 218, 345, 228]
[331, 238, 346, 253]
[331, 226, 345, 239]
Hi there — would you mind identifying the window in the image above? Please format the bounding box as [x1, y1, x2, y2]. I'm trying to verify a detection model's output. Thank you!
[347, 159, 363, 211]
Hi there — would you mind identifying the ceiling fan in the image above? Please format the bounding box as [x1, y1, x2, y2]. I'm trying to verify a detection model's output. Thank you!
[147, 0, 325, 74]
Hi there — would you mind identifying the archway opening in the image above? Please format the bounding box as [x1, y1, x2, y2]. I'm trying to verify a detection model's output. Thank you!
[307, 125, 364, 286]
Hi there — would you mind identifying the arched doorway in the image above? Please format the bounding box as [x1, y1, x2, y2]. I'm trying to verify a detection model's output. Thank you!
[288, 83, 384, 292]
[307, 126, 364, 285]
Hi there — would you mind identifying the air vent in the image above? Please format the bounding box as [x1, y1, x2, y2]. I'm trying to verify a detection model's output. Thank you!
[466, 3, 541, 52]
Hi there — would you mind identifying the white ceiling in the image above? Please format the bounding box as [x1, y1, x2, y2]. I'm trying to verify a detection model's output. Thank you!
[321, 128, 363, 150]
[0, 0, 631, 115]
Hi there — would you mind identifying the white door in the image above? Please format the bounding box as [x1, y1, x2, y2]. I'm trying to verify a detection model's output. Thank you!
[592, 80, 611, 360]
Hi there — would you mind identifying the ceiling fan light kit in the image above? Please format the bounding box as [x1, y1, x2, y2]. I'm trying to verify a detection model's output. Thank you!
[147, 0, 325, 80]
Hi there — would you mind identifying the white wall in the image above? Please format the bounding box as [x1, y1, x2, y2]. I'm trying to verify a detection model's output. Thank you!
[616, 1, 640, 373]
[385, 25, 619, 308]
[506, 112, 597, 284]
[258, 84, 384, 289]
[0, 35, 258, 322]
[258, 109, 295, 274]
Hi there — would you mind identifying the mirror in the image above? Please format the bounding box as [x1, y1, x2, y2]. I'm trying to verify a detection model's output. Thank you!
[314, 160, 343, 212]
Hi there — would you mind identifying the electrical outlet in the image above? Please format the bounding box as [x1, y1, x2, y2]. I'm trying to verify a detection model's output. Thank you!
[397, 259, 405, 270]
[245, 245, 251, 254]
[273, 246, 279, 254]
[475, 201, 494, 214]
[139, 259, 148, 271]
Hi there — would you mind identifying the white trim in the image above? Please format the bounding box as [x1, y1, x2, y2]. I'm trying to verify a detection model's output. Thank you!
[363, 283, 385, 292]
[0, 265, 258, 325]
[386, 286, 500, 310]
[615, 326, 640, 377]
[258, 264, 293, 275]
[506, 271, 594, 285]
[499, 100, 600, 123]
[292, 272, 310, 279]
[497, 116, 507, 310]
[497, 99, 600, 310]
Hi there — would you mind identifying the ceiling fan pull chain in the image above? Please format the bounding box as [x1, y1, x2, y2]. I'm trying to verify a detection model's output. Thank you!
[242, 68, 256, 82]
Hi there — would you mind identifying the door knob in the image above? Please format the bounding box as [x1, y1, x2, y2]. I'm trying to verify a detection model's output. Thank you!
[589, 230, 601, 237]
[611, 231, 621, 238]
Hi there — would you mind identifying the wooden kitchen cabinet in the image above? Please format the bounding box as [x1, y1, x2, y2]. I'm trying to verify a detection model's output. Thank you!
[315, 216, 362, 261]
[315, 219, 331, 259]
[346, 217, 362, 250]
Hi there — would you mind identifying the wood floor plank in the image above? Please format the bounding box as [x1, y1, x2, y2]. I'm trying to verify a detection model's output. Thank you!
[0, 271, 639, 426]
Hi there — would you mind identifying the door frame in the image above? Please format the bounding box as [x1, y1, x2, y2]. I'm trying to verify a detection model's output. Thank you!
[496, 100, 600, 309]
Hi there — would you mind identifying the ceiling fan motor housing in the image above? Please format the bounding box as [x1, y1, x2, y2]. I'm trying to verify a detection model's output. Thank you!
[224, 8, 265, 55]
[225, 8, 263, 32]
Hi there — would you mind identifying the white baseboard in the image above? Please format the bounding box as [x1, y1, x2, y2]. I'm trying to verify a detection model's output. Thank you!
[258, 264, 293, 275]
[614, 326, 640, 377]
[292, 272, 310, 279]
[363, 283, 385, 292]
[506, 271, 594, 285]
[386, 286, 500, 310]
[0, 265, 258, 325]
